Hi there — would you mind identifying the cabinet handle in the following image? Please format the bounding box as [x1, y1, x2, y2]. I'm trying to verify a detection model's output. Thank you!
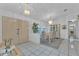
[17, 28, 20, 35]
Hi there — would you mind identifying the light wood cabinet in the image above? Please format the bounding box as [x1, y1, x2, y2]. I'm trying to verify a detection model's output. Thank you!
[17, 20, 29, 44]
[2, 16, 29, 45]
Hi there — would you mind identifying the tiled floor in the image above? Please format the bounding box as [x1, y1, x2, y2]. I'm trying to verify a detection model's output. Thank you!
[17, 42, 59, 56]
[40, 38, 63, 49]
[17, 39, 79, 56]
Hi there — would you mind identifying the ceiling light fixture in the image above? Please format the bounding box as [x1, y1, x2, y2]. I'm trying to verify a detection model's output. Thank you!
[48, 20, 53, 25]
[24, 3, 30, 15]
[24, 9, 30, 15]
[48, 17, 53, 25]
[64, 9, 68, 12]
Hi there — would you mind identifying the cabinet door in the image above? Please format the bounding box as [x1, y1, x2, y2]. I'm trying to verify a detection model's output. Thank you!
[17, 20, 29, 44]
[2, 16, 18, 45]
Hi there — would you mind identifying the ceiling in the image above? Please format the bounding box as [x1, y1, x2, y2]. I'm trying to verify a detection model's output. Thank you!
[0, 3, 79, 21]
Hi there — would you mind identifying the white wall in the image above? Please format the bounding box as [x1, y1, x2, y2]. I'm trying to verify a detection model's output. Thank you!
[0, 10, 47, 44]
[75, 20, 79, 39]
[29, 20, 46, 44]
[77, 21, 79, 39]
[0, 16, 2, 43]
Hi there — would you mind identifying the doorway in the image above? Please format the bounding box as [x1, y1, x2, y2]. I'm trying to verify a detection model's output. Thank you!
[40, 24, 62, 49]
